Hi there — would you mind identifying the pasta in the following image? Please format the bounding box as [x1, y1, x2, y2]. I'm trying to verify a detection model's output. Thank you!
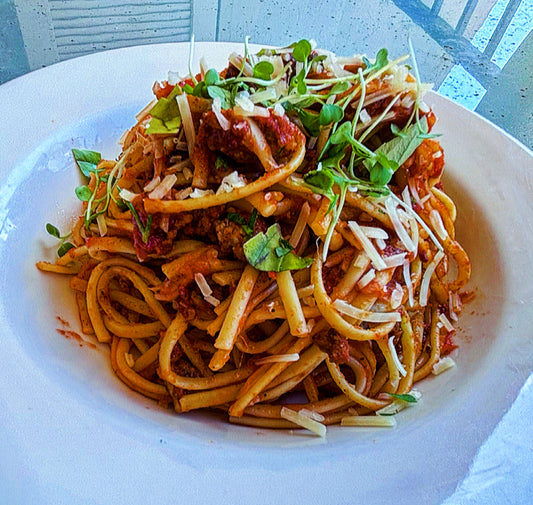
[37, 39, 471, 436]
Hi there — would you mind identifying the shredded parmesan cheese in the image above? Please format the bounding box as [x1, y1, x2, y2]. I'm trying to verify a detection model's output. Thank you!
[432, 357, 456, 375]
[273, 102, 285, 116]
[333, 299, 401, 323]
[383, 253, 407, 269]
[403, 261, 414, 307]
[438, 313, 455, 333]
[148, 174, 177, 200]
[212, 96, 230, 130]
[118, 188, 139, 202]
[143, 176, 161, 193]
[360, 225, 389, 240]
[255, 353, 300, 365]
[298, 409, 325, 423]
[216, 171, 246, 195]
[204, 294, 220, 307]
[194, 272, 212, 297]
[419, 250, 445, 306]
[385, 196, 416, 253]
[347, 221, 387, 270]
[176, 93, 196, 156]
[189, 188, 215, 199]
[194, 273, 220, 307]
[390, 283, 404, 309]
[430, 209, 448, 240]
[280, 407, 327, 437]
[388, 335, 407, 377]
[359, 108, 371, 124]
[357, 268, 376, 289]
[96, 213, 107, 237]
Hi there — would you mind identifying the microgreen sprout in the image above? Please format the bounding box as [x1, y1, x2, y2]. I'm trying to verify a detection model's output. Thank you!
[45, 223, 75, 257]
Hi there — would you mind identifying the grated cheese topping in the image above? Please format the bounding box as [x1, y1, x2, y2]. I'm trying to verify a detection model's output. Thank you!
[255, 353, 300, 365]
[357, 268, 376, 289]
[333, 299, 401, 323]
[148, 174, 177, 200]
[385, 196, 416, 253]
[118, 188, 139, 202]
[419, 250, 445, 307]
[388, 335, 407, 377]
[216, 171, 246, 195]
[432, 357, 456, 375]
[280, 406, 327, 437]
[347, 220, 387, 270]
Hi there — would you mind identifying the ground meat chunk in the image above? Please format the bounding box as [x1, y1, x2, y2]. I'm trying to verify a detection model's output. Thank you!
[313, 329, 350, 364]
[215, 218, 247, 260]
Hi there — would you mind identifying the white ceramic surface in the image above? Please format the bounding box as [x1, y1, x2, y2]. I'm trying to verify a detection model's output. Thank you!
[0, 43, 532, 505]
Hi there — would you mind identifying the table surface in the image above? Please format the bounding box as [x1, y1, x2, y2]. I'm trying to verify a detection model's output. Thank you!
[1, 1, 532, 504]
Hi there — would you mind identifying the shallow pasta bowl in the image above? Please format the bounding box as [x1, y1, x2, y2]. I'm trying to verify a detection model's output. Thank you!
[0, 42, 532, 504]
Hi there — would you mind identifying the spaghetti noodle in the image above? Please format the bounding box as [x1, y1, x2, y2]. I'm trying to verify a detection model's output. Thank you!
[37, 39, 470, 435]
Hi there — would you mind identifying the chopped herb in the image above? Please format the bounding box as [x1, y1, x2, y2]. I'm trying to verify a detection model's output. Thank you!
[227, 208, 258, 237]
[125, 201, 152, 244]
[72, 148, 101, 178]
[146, 85, 182, 134]
[243, 224, 313, 272]
[275, 238, 294, 257]
[215, 154, 231, 171]
[388, 393, 418, 403]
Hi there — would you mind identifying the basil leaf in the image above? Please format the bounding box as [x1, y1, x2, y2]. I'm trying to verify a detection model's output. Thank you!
[146, 85, 182, 134]
[72, 148, 101, 166]
[72, 149, 101, 177]
[46, 223, 60, 238]
[243, 224, 313, 272]
[275, 238, 294, 257]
